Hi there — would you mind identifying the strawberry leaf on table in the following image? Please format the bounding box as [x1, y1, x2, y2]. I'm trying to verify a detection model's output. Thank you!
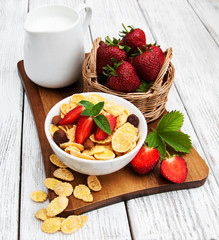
[146, 132, 166, 158]
[156, 110, 184, 133]
[146, 111, 192, 159]
[94, 115, 112, 135]
[159, 131, 192, 153]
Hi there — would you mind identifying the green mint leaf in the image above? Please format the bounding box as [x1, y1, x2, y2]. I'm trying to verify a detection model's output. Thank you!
[92, 101, 104, 116]
[146, 131, 166, 159]
[78, 100, 94, 110]
[81, 109, 94, 116]
[156, 111, 184, 133]
[159, 131, 192, 153]
[94, 115, 111, 135]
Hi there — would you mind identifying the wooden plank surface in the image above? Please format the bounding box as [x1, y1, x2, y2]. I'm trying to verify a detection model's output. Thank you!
[0, 0, 218, 239]
[0, 0, 28, 239]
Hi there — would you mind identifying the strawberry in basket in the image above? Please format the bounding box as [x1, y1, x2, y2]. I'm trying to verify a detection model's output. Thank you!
[103, 58, 140, 92]
[96, 36, 130, 75]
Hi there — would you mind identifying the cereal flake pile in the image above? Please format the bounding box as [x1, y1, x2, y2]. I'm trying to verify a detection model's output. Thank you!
[31, 153, 102, 234]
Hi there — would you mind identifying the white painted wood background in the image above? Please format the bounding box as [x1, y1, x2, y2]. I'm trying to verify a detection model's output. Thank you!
[0, 0, 218, 239]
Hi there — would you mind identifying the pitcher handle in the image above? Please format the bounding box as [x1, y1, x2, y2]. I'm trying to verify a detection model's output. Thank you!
[75, 4, 92, 32]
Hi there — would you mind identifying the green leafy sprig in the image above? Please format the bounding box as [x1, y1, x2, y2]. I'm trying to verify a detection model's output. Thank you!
[146, 111, 192, 159]
[78, 100, 112, 135]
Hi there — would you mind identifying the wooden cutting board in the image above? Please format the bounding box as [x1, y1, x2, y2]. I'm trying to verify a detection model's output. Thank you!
[17, 60, 209, 216]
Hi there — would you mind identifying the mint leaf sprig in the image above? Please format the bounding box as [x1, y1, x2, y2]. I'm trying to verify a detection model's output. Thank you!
[146, 111, 192, 159]
[78, 100, 112, 135]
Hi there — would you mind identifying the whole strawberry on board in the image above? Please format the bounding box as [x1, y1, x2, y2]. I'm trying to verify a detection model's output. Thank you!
[103, 59, 140, 92]
[131, 145, 160, 174]
[120, 24, 146, 54]
[147, 43, 166, 66]
[96, 36, 130, 75]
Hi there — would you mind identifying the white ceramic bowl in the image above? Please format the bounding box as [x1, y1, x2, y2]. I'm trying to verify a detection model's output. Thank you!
[45, 92, 147, 175]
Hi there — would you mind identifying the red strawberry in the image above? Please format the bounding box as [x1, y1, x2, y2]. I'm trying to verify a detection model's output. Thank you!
[160, 156, 187, 183]
[120, 24, 146, 53]
[131, 146, 160, 174]
[147, 44, 165, 66]
[75, 116, 94, 144]
[96, 37, 128, 75]
[95, 113, 116, 140]
[132, 49, 161, 82]
[106, 60, 140, 92]
[59, 105, 84, 125]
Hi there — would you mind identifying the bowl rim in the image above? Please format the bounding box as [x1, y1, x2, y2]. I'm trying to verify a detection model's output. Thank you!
[44, 92, 147, 164]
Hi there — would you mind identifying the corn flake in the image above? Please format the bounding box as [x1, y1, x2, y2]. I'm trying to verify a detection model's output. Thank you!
[50, 154, 67, 168]
[66, 125, 76, 142]
[49, 124, 59, 136]
[87, 175, 102, 191]
[103, 101, 126, 117]
[115, 113, 128, 129]
[54, 182, 73, 197]
[53, 168, 74, 181]
[119, 122, 138, 135]
[94, 150, 115, 160]
[31, 190, 47, 202]
[41, 218, 61, 233]
[65, 145, 81, 154]
[87, 94, 106, 104]
[80, 215, 88, 227]
[70, 94, 87, 104]
[73, 184, 93, 202]
[44, 178, 62, 190]
[70, 150, 95, 160]
[35, 208, 49, 221]
[89, 134, 113, 144]
[61, 215, 81, 234]
[46, 196, 69, 217]
[112, 132, 134, 153]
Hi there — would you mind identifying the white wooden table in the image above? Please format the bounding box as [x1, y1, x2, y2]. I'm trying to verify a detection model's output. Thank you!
[1, 0, 219, 239]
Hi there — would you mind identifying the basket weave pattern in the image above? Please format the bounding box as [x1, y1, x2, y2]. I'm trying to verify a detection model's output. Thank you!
[82, 38, 175, 123]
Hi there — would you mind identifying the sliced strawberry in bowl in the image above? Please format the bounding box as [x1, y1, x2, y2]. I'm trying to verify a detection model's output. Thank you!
[160, 156, 187, 183]
[76, 116, 94, 145]
[95, 113, 117, 140]
[131, 146, 160, 174]
[59, 105, 84, 125]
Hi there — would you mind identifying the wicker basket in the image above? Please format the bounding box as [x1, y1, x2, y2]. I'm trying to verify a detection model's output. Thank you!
[82, 37, 175, 123]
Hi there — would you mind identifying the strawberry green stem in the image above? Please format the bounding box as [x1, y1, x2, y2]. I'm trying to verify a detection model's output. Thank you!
[166, 150, 171, 158]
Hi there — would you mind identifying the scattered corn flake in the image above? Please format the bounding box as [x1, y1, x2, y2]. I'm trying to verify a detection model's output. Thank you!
[49, 124, 59, 136]
[89, 134, 113, 144]
[70, 94, 87, 104]
[54, 182, 73, 197]
[41, 218, 61, 233]
[35, 208, 49, 221]
[31, 190, 47, 202]
[50, 154, 67, 168]
[57, 217, 65, 223]
[61, 215, 82, 234]
[94, 149, 115, 160]
[70, 150, 95, 160]
[44, 178, 62, 190]
[80, 215, 88, 227]
[46, 196, 69, 217]
[103, 101, 126, 117]
[73, 184, 93, 202]
[66, 125, 76, 142]
[112, 132, 134, 153]
[119, 122, 138, 135]
[115, 113, 128, 129]
[87, 175, 102, 191]
[87, 94, 106, 104]
[53, 168, 74, 181]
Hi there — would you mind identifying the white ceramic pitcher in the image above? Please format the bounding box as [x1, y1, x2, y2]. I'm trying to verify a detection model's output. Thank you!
[24, 4, 92, 88]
